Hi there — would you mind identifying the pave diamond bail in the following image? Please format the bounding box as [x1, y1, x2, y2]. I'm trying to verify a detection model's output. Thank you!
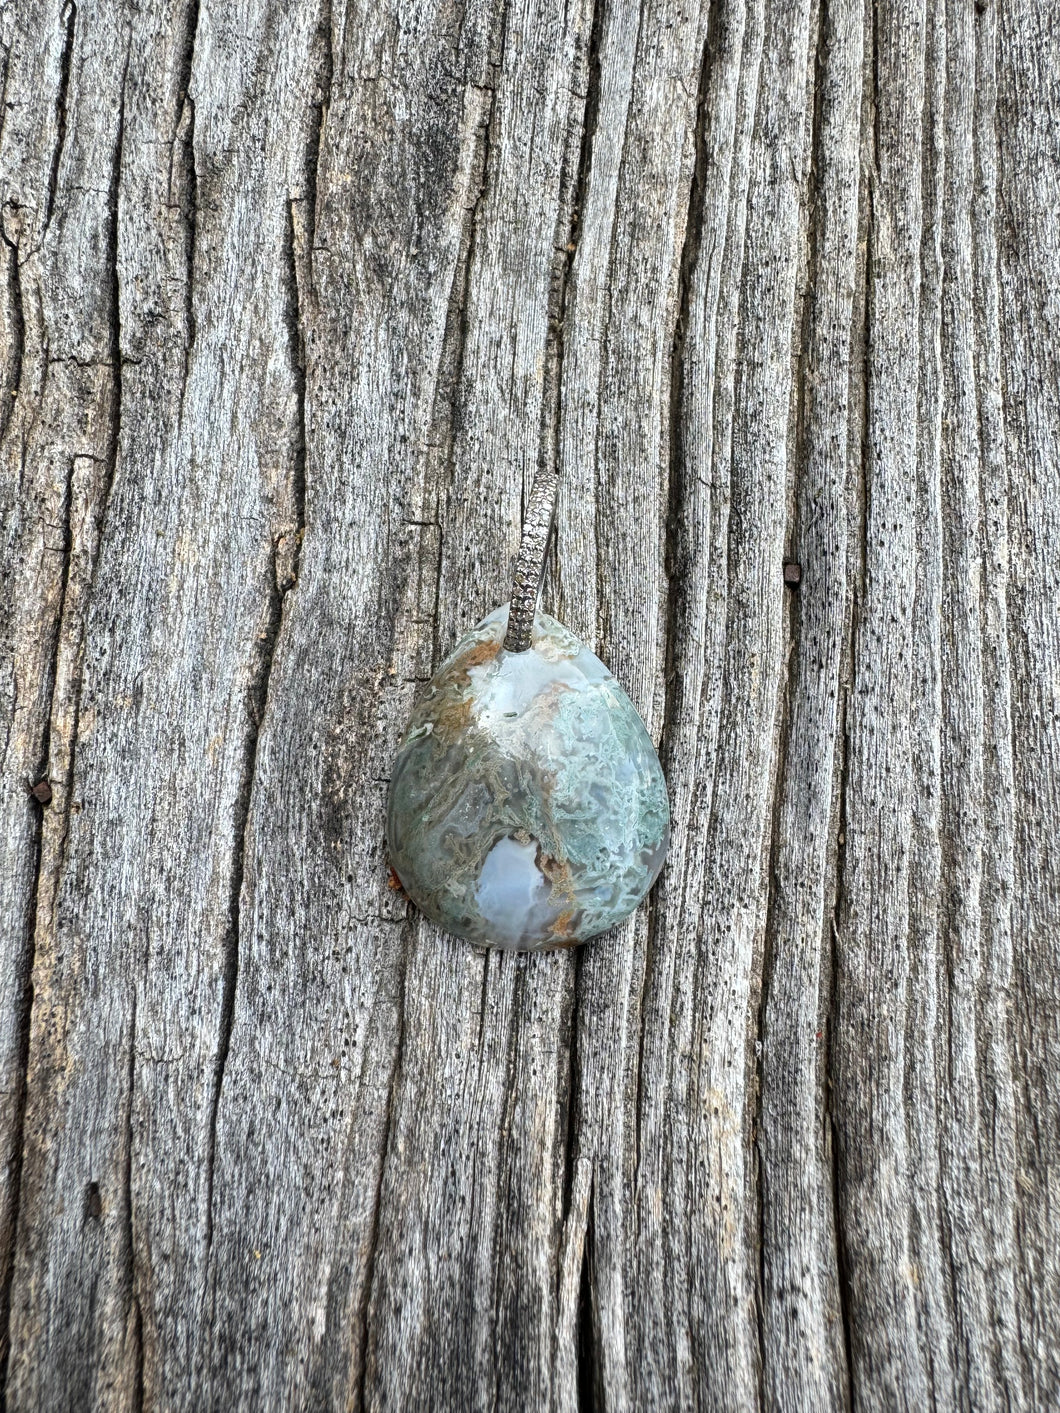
[503, 466, 558, 654]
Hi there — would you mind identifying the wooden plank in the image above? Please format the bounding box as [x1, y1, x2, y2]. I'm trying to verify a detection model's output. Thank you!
[0, 0, 1057, 1408]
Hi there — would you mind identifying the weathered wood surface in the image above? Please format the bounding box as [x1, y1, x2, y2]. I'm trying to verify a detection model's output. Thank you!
[1, 0, 1057, 1406]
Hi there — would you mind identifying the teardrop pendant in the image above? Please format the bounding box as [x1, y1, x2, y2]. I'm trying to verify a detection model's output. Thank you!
[387, 603, 670, 950]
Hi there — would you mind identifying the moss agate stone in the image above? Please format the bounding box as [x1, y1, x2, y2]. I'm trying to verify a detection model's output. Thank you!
[387, 605, 669, 950]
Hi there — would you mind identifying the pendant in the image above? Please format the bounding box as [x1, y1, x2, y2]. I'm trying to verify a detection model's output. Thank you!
[386, 474, 670, 951]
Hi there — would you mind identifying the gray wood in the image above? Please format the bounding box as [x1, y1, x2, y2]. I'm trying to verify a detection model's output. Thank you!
[1, 0, 1057, 1408]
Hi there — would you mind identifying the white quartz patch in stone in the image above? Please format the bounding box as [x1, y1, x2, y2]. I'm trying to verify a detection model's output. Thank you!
[467, 650, 583, 726]
[474, 835, 556, 947]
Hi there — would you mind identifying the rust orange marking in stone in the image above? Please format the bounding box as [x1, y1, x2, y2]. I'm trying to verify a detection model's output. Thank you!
[430, 637, 504, 743]
[387, 865, 407, 896]
[549, 908, 577, 942]
[534, 679, 574, 722]
[542, 927, 582, 952]
[433, 694, 474, 740]
[537, 846, 579, 946]
[460, 638, 503, 671]
[538, 848, 575, 896]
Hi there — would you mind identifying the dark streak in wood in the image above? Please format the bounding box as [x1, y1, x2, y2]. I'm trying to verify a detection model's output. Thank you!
[42, 1, 76, 236]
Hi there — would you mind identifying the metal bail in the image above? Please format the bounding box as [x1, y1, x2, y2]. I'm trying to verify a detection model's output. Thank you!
[503, 466, 558, 654]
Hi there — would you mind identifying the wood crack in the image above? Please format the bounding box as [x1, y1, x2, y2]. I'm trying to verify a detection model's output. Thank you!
[355, 939, 407, 1413]
[204, 559, 294, 1253]
[544, 0, 604, 1322]
[42, 1, 77, 237]
[203, 444, 303, 1256]
[754, 584, 800, 1388]
[282, 196, 308, 590]
[39, 57, 125, 944]
[591, 0, 645, 665]
[754, 0, 838, 1396]
[634, 0, 717, 1190]
[0, 216, 25, 447]
[87, 47, 129, 618]
[575, 1181, 597, 1413]
[303, 0, 333, 288]
[423, 22, 504, 674]
[0, 862, 37, 1395]
[826, 1, 876, 1395]
[204, 129, 309, 1253]
[827, 680, 855, 1407]
[0, 43, 11, 152]
[174, 0, 199, 389]
[123, 990, 143, 1408]
[558, 950, 582, 1231]
[541, 0, 605, 505]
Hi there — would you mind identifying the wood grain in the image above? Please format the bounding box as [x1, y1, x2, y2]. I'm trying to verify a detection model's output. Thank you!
[1, 0, 1057, 1407]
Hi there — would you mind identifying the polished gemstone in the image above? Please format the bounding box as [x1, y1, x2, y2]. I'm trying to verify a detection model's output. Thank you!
[387, 604, 670, 950]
